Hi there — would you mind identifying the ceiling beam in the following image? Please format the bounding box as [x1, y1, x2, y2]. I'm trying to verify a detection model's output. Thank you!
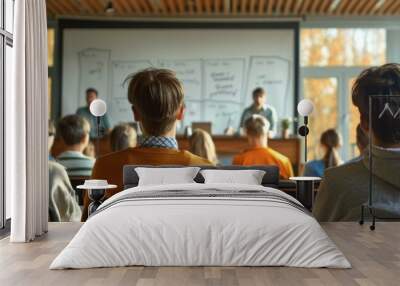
[376, 0, 392, 14]
[195, 0, 203, 14]
[310, 0, 320, 14]
[299, 0, 311, 15]
[116, 0, 134, 14]
[127, 0, 144, 13]
[145, 0, 158, 14]
[53, 0, 73, 14]
[137, 0, 151, 14]
[46, 0, 65, 16]
[249, 0, 257, 14]
[335, 0, 351, 14]
[165, 0, 177, 14]
[187, 0, 194, 14]
[351, 0, 369, 14]
[176, 0, 185, 14]
[214, 0, 222, 14]
[360, 0, 378, 14]
[258, 0, 266, 14]
[87, 0, 104, 14]
[267, 0, 274, 15]
[223, 0, 230, 14]
[63, 0, 81, 14]
[381, 0, 398, 14]
[293, 0, 304, 14]
[204, 0, 212, 14]
[283, 0, 294, 15]
[232, 0, 238, 14]
[240, 0, 248, 14]
[343, 0, 360, 14]
[387, 0, 400, 14]
[318, 0, 332, 14]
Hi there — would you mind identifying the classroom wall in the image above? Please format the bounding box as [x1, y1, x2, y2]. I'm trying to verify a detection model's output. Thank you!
[62, 28, 295, 134]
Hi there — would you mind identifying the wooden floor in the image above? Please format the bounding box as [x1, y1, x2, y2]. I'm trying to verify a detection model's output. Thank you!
[0, 222, 399, 286]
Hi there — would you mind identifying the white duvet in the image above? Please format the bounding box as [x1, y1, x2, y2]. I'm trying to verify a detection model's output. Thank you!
[50, 183, 350, 269]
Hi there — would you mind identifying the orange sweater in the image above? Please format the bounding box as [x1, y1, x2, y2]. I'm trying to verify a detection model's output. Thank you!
[233, 147, 294, 179]
[82, 147, 212, 221]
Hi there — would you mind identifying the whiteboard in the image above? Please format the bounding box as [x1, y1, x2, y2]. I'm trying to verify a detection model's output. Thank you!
[62, 28, 295, 134]
[78, 48, 110, 108]
[157, 59, 202, 101]
[246, 56, 291, 115]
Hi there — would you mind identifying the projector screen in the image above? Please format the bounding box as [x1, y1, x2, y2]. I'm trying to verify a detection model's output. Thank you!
[62, 27, 296, 134]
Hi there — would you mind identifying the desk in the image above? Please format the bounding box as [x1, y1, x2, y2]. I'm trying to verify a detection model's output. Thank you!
[177, 135, 301, 172]
[52, 136, 301, 172]
[2, 222, 400, 286]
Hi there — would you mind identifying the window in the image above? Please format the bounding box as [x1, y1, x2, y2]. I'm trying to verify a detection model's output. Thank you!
[348, 78, 360, 158]
[48, 28, 54, 67]
[303, 78, 338, 160]
[301, 28, 387, 161]
[301, 28, 386, 67]
[47, 27, 56, 118]
[1, 0, 14, 230]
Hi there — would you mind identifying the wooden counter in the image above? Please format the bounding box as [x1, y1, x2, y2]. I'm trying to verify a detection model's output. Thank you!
[52, 135, 301, 172]
[177, 135, 301, 168]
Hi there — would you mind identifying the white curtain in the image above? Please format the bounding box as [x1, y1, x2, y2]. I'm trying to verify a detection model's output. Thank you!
[8, 0, 48, 242]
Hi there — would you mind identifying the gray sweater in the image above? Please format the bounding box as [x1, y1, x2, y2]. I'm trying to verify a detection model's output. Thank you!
[49, 161, 82, 222]
[313, 146, 400, 221]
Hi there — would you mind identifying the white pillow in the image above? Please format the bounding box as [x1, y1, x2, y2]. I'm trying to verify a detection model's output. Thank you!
[135, 167, 201, 186]
[200, 169, 266, 185]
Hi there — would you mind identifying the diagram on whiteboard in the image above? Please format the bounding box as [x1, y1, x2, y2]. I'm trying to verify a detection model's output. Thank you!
[111, 60, 152, 99]
[204, 101, 242, 134]
[76, 51, 292, 133]
[157, 59, 202, 100]
[110, 60, 152, 124]
[246, 56, 291, 117]
[78, 48, 110, 107]
[182, 100, 203, 128]
[204, 58, 245, 104]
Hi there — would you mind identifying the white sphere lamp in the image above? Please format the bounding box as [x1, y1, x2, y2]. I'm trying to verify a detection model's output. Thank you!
[89, 99, 107, 158]
[89, 99, 107, 117]
[297, 99, 314, 116]
[297, 99, 314, 163]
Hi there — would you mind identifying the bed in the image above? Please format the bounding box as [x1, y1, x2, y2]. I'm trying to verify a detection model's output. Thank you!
[50, 166, 350, 269]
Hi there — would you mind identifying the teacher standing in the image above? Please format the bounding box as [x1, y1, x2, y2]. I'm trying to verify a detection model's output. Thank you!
[239, 87, 277, 138]
[76, 88, 111, 139]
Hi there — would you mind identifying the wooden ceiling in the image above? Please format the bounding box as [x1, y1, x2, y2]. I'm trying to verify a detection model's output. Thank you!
[46, 0, 400, 18]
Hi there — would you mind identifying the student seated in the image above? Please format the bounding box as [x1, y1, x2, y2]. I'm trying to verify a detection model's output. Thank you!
[189, 128, 218, 165]
[313, 63, 400, 222]
[82, 68, 212, 221]
[110, 123, 137, 152]
[303, 129, 343, 177]
[48, 121, 81, 222]
[76, 87, 111, 139]
[239, 87, 278, 138]
[56, 115, 95, 177]
[233, 115, 294, 179]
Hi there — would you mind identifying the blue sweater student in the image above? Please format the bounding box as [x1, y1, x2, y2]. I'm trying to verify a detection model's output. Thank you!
[303, 129, 342, 177]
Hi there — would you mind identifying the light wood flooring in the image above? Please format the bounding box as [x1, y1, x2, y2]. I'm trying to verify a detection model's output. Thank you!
[1, 222, 400, 286]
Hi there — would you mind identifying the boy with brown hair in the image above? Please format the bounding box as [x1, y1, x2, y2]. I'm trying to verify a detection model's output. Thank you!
[82, 68, 211, 221]
[57, 115, 94, 177]
[233, 114, 293, 179]
[313, 63, 400, 221]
